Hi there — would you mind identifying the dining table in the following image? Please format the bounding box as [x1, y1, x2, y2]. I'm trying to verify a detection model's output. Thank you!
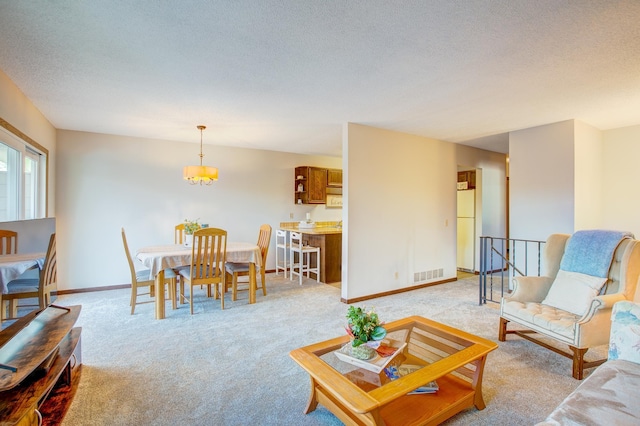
[135, 242, 262, 319]
[0, 252, 46, 295]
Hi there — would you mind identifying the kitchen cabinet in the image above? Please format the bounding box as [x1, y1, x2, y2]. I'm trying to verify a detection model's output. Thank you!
[302, 232, 342, 284]
[295, 166, 327, 204]
[327, 169, 342, 187]
[457, 170, 476, 189]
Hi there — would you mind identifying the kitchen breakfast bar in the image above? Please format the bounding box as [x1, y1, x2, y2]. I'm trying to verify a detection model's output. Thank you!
[279, 222, 342, 284]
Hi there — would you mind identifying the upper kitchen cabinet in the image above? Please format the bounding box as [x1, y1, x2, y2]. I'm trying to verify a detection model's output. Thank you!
[295, 166, 327, 204]
[327, 169, 342, 187]
[457, 170, 476, 189]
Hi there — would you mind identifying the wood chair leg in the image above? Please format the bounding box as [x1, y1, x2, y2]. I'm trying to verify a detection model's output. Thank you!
[220, 283, 225, 310]
[169, 278, 177, 310]
[260, 269, 267, 296]
[570, 346, 588, 380]
[232, 273, 238, 301]
[498, 317, 509, 341]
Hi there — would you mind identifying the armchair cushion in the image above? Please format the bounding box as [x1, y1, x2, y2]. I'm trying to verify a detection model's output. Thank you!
[502, 301, 579, 340]
[541, 270, 608, 316]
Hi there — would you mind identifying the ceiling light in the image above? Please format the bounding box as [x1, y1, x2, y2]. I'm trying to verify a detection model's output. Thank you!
[183, 125, 218, 185]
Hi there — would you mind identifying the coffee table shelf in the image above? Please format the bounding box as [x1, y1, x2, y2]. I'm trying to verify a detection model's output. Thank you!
[290, 315, 498, 426]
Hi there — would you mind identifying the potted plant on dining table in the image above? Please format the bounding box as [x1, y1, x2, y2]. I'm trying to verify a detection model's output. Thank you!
[183, 219, 201, 247]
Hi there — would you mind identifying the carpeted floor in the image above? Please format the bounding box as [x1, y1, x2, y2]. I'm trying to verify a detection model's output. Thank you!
[50, 273, 602, 425]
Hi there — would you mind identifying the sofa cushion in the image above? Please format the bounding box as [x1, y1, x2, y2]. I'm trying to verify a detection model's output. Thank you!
[537, 360, 640, 425]
[541, 269, 607, 316]
[502, 300, 578, 340]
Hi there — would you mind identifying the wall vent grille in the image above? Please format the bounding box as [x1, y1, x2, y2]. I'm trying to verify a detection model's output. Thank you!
[414, 268, 444, 283]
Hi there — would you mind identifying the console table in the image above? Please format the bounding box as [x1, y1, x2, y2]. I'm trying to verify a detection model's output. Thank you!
[0, 305, 82, 425]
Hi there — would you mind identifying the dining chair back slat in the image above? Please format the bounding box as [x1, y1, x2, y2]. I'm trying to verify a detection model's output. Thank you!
[175, 224, 185, 245]
[0, 230, 18, 255]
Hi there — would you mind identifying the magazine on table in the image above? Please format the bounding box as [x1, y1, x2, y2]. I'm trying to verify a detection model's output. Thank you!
[383, 364, 439, 394]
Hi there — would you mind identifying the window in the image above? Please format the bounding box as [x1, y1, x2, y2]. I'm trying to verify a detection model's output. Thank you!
[0, 124, 47, 221]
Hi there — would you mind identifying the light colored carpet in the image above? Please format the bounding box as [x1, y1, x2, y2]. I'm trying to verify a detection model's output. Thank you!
[52, 274, 602, 425]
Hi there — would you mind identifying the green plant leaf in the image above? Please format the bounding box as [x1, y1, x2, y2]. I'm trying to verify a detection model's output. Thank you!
[371, 326, 387, 341]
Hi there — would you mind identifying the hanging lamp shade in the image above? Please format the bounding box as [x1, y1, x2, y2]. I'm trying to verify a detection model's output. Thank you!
[183, 125, 218, 185]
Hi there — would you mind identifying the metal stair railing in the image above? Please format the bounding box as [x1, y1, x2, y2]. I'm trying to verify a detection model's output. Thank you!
[479, 236, 545, 305]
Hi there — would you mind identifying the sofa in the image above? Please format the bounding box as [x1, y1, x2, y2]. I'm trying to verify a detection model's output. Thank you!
[537, 300, 640, 425]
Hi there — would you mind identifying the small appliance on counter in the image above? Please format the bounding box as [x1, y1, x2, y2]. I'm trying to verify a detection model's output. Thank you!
[299, 212, 316, 228]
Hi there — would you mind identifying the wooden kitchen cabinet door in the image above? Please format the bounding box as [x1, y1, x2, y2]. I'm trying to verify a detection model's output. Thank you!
[308, 167, 327, 203]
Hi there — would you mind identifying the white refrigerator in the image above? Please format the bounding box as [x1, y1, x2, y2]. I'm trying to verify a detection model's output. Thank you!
[457, 189, 475, 272]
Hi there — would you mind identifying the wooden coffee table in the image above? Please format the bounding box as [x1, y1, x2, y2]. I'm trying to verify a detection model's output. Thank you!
[289, 315, 498, 426]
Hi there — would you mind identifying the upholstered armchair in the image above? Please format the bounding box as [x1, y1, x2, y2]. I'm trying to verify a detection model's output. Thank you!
[499, 231, 640, 379]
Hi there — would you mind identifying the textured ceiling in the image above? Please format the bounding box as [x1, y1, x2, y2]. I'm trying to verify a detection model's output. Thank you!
[1, 1, 639, 156]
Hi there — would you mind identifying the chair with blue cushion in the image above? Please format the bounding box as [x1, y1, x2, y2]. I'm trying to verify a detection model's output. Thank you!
[2, 233, 56, 320]
[499, 230, 640, 379]
[225, 224, 272, 301]
[122, 228, 177, 315]
[179, 227, 227, 314]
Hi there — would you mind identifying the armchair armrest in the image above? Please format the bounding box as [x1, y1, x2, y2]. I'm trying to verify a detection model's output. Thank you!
[577, 294, 624, 323]
[507, 276, 554, 303]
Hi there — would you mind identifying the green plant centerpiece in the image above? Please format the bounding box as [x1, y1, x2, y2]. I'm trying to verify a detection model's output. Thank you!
[345, 306, 387, 360]
[184, 219, 201, 235]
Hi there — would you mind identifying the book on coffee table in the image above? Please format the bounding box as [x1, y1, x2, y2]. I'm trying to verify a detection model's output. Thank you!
[334, 342, 407, 373]
[384, 364, 439, 394]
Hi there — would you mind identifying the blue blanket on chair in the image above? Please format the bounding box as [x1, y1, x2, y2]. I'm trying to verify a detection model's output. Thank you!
[559, 230, 633, 278]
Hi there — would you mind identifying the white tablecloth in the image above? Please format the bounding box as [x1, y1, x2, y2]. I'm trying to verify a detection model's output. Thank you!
[135, 242, 261, 279]
[0, 252, 46, 294]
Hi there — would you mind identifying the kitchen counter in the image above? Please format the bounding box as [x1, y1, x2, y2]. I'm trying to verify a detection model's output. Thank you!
[279, 221, 342, 235]
[279, 222, 342, 283]
[294, 227, 342, 235]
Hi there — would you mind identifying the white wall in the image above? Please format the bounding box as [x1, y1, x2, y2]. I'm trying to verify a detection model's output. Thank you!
[602, 124, 640, 236]
[574, 120, 603, 230]
[343, 123, 458, 300]
[509, 120, 576, 240]
[55, 130, 341, 290]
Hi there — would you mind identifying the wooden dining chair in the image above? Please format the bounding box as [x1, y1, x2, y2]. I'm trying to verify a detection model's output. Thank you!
[0, 230, 18, 255]
[122, 228, 177, 315]
[1, 233, 56, 320]
[179, 227, 227, 314]
[175, 223, 185, 244]
[225, 224, 272, 301]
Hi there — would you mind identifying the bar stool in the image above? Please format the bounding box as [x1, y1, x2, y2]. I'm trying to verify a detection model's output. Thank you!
[275, 229, 290, 278]
[289, 231, 320, 285]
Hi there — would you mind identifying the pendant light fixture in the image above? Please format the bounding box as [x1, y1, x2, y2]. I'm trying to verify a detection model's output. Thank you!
[183, 125, 218, 185]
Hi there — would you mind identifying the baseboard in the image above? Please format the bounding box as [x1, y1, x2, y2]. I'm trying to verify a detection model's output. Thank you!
[56, 284, 130, 295]
[340, 277, 457, 304]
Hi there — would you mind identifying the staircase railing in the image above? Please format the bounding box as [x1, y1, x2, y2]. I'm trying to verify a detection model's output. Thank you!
[478, 236, 545, 305]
